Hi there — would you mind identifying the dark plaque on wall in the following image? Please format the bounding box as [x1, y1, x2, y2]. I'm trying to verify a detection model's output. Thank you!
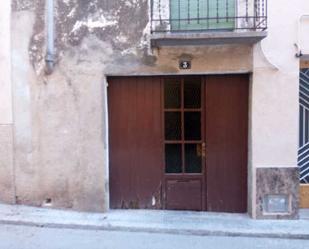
[179, 60, 191, 70]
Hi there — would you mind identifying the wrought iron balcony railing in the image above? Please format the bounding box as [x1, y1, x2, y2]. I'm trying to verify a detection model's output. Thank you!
[150, 0, 267, 33]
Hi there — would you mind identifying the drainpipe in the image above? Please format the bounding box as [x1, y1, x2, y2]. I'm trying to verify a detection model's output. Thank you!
[45, 0, 54, 74]
[295, 15, 309, 58]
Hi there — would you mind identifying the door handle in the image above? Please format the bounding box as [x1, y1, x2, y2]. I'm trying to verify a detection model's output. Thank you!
[197, 143, 206, 158]
[202, 142, 206, 158]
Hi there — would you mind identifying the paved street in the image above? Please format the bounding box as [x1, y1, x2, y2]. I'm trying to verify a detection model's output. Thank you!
[0, 224, 309, 249]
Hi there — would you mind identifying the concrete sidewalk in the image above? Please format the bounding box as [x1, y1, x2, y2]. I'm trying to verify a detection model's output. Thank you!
[0, 204, 309, 240]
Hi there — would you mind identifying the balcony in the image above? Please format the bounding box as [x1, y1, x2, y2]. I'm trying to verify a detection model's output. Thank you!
[150, 0, 267, 47]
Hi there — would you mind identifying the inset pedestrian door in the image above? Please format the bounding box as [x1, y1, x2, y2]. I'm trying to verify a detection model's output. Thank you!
[108, 75, 248, 213]
[163, 76, 205, 210]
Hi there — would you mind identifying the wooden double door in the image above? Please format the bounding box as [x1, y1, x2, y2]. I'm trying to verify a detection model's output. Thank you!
[108, 75, 248, 213]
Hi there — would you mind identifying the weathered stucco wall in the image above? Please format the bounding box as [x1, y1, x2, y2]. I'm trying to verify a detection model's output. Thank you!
[8, 0, 306, 215]
[12, 2, 109, 211]
[10, 0, 253, 212]
[0, 0, 15, 204]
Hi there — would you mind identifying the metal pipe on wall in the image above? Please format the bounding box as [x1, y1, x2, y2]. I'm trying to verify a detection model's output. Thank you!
[45, 0, 54, 74]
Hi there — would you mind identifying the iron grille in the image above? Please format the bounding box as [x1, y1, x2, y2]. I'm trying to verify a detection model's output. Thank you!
[151, 0, 267, 33]
[299, 68, 309, 183]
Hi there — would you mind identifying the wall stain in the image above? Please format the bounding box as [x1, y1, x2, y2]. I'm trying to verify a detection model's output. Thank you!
[15, 0, 153, 71]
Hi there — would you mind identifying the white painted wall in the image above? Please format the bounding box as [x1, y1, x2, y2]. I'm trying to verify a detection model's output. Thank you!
[252, 0, 309, 166]
[0, 1, 12, 124]
[0, 0, 15, 204]
[299, 17, 309, 55]
[250, 0, 309, 217]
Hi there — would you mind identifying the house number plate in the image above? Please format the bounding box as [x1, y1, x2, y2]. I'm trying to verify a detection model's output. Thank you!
[179, 60, 191, 70]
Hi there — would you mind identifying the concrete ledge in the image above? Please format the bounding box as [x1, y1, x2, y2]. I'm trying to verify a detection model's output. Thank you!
[0, 204, 309, 239]
[150, 31, 267, 47]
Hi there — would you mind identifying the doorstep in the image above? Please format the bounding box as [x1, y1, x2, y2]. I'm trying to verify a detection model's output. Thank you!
[0, 204, 309, 239]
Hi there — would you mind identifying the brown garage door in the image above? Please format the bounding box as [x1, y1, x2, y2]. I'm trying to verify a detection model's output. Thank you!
[108, 75, 248, 212]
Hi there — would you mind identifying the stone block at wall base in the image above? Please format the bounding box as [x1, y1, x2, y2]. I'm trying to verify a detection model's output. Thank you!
[256, 167, 299, 219]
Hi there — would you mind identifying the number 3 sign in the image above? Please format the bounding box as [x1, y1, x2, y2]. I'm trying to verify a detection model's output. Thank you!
[179, 60, 191, 70]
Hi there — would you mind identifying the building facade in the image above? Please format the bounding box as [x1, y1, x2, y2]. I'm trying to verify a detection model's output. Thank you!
[0, 0, 308, 219]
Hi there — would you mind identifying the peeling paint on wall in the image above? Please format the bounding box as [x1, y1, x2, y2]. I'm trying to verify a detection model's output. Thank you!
[23, 0, 151, 73]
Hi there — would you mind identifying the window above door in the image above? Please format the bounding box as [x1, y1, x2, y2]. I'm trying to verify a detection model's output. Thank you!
[170, 0, 236, 31]
[150, 0, 267, 47]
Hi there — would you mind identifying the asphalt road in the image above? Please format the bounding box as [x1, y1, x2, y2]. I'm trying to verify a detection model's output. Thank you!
[0, 224, 309, 249]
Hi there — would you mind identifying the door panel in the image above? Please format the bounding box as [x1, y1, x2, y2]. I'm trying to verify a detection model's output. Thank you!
[205, 75, 248, 213]
[166, 179, 202, 210]
[108, 77, 163, 209]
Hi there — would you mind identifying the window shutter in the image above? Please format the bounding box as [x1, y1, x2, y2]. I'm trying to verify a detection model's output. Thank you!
[170, 0, 235, 31]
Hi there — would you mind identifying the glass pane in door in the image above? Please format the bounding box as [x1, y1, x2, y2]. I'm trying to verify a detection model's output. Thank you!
[185, 144, 202, 173]
[184, 112, 201, 140]
[165, 112, 182, 140]
[165, 144, 182, 173]
[164, 80, 181, 108]
[184, 80, 201, 109]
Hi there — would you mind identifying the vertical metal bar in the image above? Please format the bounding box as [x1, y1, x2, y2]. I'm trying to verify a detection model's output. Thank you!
[226, 0, 228, 22]
[253, 0, 257, 29]
[266, 0, 268, 29]
[262, 0, 266, 30]
[304, 107, 306, 147]
[216, 0, 219, 23]
[178, 0, 181, 29]
[300, 104, 303, 147]
[188, 0, 190, 24]
[169, 0, 172, 31]
[198, 0, 200, 24]
[258, 0, 261, 28]
[246, 0, 249, 21]
[304, 109, 309, 143]
[207, 0, 209, 28]
[306, 109, 308, 144]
